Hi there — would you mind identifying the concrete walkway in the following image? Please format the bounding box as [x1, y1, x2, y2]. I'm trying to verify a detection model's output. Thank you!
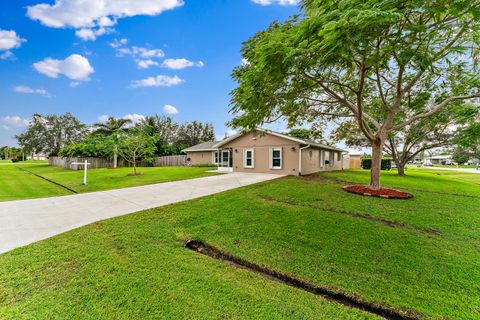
[0, 172, 282, 254]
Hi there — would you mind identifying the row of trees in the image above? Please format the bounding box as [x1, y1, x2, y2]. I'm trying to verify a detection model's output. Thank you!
[0, 146, 24, 162]
[16, 113, 215, 172]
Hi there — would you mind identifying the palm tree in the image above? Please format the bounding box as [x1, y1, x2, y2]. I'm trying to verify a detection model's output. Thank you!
[92, 116, 132, 135]
[92, 116, 132, 168]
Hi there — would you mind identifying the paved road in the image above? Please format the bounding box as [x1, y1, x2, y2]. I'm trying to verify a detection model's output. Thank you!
[0, 172, 282, 254]
[417, 166, 480, 174]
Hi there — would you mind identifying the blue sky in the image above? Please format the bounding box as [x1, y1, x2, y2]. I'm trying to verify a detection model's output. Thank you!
[0, 0, 300, 146]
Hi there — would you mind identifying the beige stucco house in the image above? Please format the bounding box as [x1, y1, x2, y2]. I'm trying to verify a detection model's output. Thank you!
[182, 130, 346, 176]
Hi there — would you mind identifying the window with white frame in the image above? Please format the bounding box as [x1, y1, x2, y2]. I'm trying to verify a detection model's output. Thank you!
[337, 152, 341, 161]
[270, 147, 282, 169]
[329, 150, 335, 167]
[319, 150, 325, 168]
[244, 148, 254, 168]
[212, 151, 220, 164]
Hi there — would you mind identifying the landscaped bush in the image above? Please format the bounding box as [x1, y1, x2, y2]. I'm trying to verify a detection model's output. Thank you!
[192, 163, 216, 168]
[361, 157, 392, 170]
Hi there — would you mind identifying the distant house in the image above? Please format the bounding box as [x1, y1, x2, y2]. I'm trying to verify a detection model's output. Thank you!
[425, 154, 452, 164]
[182, 129, 346, 175]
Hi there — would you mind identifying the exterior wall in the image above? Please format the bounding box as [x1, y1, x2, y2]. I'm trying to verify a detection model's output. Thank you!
[187, 151, 214, 166]
[221, 131, 300, 175]
[301, 147, 343, 175]
[349, 155, 362, 169]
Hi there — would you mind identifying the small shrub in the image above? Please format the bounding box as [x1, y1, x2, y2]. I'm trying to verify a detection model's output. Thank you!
[192, 163, 216, 168]
[361, 157, 392, 170]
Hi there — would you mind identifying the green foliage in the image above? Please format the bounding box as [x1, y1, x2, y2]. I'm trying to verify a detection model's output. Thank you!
[59, 134, 116, 158]
[361, 157, 392, 170]
[230, 0, 480, 187]
[17, 113, 86, 156]
[288, 128, 324, 141]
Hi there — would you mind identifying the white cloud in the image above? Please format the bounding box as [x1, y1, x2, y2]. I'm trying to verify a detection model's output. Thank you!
[251, 0, 299, 5]
[161, 58, 204, 70]
[110, 39, 166, 69]
[69, 81, 81, 87]
[33, 54, 94, 81]
[97, 114, 110, 123]
[163, 104, 178, 114]
[0, 51, 14, 60]
[0, 30, 26, 51]
[2, 116, 30, 127]
[75, 27, 113, 41]
[0, 30, 26, 59]
[27, 0, 184, 40]
[109, 38, 128, 48]
[13, 86, 49, 95]
[131, 75, 184, 88]
[123, 113, 145, 124]
[137, 59, 159, 69]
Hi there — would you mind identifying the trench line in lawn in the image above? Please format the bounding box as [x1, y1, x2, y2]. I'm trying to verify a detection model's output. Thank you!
[184, 239, 424, 320]
[15, 166, 78, 194]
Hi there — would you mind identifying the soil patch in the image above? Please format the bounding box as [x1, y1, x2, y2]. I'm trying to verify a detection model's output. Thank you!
[185, 239, 423, 320]
[343, 185, 413, 199]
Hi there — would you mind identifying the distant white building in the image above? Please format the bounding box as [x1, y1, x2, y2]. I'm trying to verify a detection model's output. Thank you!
[425, 154, 452, 164]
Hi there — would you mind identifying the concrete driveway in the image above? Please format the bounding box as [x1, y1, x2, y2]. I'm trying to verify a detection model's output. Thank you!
[0, 172, 282, 254]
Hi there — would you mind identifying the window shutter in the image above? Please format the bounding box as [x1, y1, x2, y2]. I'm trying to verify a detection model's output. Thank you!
[279, 147, 283, 169]
[251, 148, 255, 168]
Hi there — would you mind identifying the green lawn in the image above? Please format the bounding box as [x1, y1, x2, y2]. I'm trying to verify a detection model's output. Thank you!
[0, 164, 218, 201]
[0, 165, 70, 201]
[1, 169, 479, 319]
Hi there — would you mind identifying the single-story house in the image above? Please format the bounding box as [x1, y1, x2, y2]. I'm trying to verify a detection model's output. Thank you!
[182, 129, 347, 176]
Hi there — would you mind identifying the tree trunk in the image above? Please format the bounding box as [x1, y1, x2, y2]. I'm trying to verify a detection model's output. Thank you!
[133, 153, 137, 175]
[113, 146, 118, 168]
[397, 162, 406, 176]
[369, 140, 384, 190]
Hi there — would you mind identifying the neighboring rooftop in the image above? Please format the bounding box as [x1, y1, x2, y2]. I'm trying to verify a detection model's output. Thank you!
[181, 141, 219, 152]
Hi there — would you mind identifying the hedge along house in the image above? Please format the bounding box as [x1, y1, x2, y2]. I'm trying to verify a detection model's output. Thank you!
[182, 129, 347, 176]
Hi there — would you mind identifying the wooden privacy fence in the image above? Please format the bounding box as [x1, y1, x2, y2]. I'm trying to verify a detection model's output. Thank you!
[49, 155, 188, 170]
[154, 155, 187, 167]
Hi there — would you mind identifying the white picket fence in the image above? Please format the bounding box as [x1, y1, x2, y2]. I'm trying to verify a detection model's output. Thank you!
[49, 155, 187, 170]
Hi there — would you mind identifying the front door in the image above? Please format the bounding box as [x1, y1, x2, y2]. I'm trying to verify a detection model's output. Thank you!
[219, 149, 233, 171]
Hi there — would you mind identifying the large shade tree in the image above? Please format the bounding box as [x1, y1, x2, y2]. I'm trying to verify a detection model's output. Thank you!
[17, 113, 86, 156]
[230, 0, 480, 189]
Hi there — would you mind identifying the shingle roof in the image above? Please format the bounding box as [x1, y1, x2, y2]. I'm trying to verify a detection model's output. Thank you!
[213, 129, 347, 153]
[181, 141, 219, 152]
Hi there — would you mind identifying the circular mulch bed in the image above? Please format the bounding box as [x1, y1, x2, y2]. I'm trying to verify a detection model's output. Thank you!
[342, 185, 413, 199]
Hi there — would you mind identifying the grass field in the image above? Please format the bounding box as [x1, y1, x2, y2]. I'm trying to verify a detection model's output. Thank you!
[0, 165, 71, 201]
[0, 169, 478, 319]
[0, 164, 218, 201]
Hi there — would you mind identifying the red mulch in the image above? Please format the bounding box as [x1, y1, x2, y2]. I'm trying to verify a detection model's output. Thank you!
[342, 185, 413, 199]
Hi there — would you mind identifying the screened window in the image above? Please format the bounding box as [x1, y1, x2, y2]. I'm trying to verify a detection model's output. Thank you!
[329, 150, 335, 167]
[271, 148, 282, 169]
[244, 149, 254, 168]
[337, 152, 341, 161]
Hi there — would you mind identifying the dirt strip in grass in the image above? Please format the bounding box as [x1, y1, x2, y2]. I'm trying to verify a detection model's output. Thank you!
[184, 239, 424, 320]
[15, 166, 77, 194]
[259, 195, 441, 235]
